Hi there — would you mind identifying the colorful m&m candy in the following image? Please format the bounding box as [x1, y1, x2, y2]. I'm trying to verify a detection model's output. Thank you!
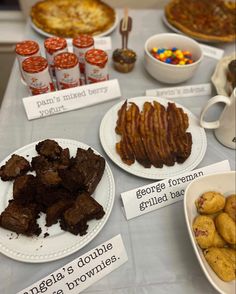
[150, 47, 194, 65]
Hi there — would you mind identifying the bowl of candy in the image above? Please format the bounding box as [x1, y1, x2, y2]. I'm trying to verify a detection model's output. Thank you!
[144, 33, 203, 84]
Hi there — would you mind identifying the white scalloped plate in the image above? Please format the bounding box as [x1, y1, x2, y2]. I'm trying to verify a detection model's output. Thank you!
[0, 139, 115, 263]
[99, 97, 207, 180]
[211, 53, 236, 97]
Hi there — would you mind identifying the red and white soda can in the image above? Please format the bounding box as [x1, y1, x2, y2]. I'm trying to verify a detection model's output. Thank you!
[22, 56, 55, 96]
[15, 40, 40, 81]
[44, 37, 68, 78]
[85, 49, 109, 84]
[72, 35, 94, 75]
[54, 52, 80, 90]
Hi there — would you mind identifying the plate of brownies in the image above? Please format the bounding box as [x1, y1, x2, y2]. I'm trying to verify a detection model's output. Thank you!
[0, 138, 115, 263]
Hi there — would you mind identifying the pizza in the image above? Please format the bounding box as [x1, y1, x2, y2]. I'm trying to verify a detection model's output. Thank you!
[31, 0, 116, 38]
[165, 0, 236, 42]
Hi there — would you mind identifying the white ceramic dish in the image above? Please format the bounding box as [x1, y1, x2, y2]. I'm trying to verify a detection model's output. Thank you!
[0, 139, 115, 263]
[30, 11, 118, 39]
[184, 171, 236, 294]
[99, 96, 207, 179]
[144, 33, 203, 84]
[211, 53, 236, 97]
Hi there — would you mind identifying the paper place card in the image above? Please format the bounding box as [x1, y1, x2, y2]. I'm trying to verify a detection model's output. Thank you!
[146, 83, 212, 98]
[67, 37, 112, 51]
[18, 234, 128, 294]
[121, 161, 231, 220]
[200, 43, 224, 60]
[23, 79, 121, 120]
[94, 37, 112, 51]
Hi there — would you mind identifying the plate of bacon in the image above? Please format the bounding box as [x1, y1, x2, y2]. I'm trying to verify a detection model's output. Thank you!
[99, 97, 207, 179]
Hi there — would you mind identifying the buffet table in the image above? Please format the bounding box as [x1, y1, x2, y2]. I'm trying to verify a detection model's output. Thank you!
[0, 9, 235, 294]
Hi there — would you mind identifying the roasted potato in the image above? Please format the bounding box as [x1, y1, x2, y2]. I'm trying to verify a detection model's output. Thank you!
[195, 191, 225, 214]
[215, 212, 236, 244]
[193, 215, 215, 248]
[204, 247, 236, 282]
[224, 194, 236, 221]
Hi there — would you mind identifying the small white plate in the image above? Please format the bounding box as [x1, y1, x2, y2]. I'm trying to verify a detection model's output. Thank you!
[211, 53, 236, 97]
[0, 139, 115, 263]
[184, 171, 236, 294]
[99, 96, 207, 180]
[30, 11, 119, 39]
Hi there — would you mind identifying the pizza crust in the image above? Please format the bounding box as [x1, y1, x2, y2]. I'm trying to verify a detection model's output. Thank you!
[165, 0, 236, 43]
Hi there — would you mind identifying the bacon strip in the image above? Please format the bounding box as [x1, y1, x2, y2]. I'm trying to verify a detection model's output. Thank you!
[115, 101, 135, 165]
[153, 101, 175, 166]
[140, 102, 163, 168]
[126, 103, 151, 168]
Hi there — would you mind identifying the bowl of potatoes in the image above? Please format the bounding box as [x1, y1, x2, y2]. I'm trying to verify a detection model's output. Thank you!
[184, 171, 236, 294]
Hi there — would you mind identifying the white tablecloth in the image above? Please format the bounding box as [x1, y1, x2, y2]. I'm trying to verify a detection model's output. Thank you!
[0, 9, 235, 294]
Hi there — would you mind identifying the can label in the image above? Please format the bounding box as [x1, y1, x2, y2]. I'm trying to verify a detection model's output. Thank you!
[85, 62, 109, 84]
[55, 66, 80, 90]
[24, 67, 55, 96]
[73, 45, 94, 74]
[45, 47, 68, 78]
[16, 50, 40, 81]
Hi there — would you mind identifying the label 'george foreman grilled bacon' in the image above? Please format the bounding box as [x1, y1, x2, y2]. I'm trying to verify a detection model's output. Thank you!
[115, 100, 192, 168]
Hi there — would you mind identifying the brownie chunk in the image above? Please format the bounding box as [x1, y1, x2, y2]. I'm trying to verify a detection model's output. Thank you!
[0, 201, 41, 236]
[31, 155, 54, 174]
[60, 193, 105, 235]
[46, 199, 73, 227]
[60, 204, 88, 236]
[35, 184, 72, 212]
[35, 139, 62, 160]
[57, 148, 70, 170]
[0, 154, 30, 181]
[75, 192, 105, 220]
[38, 170, 62, 187]
[73, 148, 105, 194]
[13, 174, 36, 204]
[59, 166, 85, 193]
[31, 148, 70, 175]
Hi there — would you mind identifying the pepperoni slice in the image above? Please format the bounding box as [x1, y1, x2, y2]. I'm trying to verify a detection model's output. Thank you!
[73, 35, 94, 48]
[22, 56, 48, 73]
[54, 52, 78, 69]
[44, 37, 67, 55]
[15, 40, 39, 56]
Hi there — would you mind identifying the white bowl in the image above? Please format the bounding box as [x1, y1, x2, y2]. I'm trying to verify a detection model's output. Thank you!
[144, 33, 203, 84]
[184, 171, 236, 294]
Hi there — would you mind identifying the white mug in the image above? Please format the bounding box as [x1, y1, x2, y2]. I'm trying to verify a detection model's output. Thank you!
[200, 88, 236, 149]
